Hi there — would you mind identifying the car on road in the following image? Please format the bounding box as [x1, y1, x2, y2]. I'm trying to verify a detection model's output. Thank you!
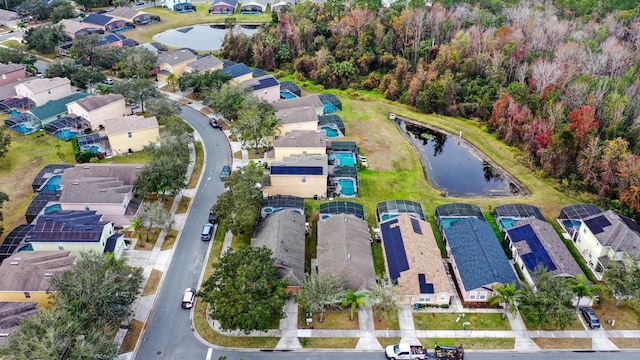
[208, 209, 218, 224]
[201, 223, 214, 241]
[209, 118, 221, 128]
[103, 78, 114, 85]
[136, 1, 145, 5]
[580, 306, 601, 329]
[181, 288, 196, 308]
[221, 165, 231, 179]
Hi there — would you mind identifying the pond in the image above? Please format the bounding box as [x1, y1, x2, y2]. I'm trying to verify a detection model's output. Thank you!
[395, 118, 524, 197]
[153, 25, 259, 51]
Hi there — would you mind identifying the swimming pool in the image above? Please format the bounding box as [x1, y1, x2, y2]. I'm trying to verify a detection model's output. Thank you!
[323, 101, 339, 114]
[562, 219, 582, 231]
[337, 178, 356, 196]
[322, 126, 340, 138]
[81, 145, 101, 154]
[10, 110, 19, 116]
[280, 90, 298, 99]
[45, 204, 62, 214]
[41, 175, 62, 192]
[499, 217, 518, 230]
[380, 213, 399, 222]
[54, 129, 78, 141]
[330, 152, 356, 167]
[440, 217, 462, 229]
[11, 123, 35, 134]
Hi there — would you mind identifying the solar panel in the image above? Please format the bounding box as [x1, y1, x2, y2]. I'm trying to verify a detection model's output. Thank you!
[381, 219, 409, 281]
[270, 166, 323, 175]
[411, 218, 422, 234]
[584, 215, 611, 234]
[508, 224, 557, 272]
[418, 273, 435, 294]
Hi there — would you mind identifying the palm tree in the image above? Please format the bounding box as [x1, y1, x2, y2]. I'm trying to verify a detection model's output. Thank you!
[167, 72, 178, 92]
[571, 275, 601, 310]
[341, 289, 366, 321]
[488, 281, 521, 319]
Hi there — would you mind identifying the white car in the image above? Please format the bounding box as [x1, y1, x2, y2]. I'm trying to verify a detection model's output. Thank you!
[103, 78, 114, 85]
[181, 288, 196, 309]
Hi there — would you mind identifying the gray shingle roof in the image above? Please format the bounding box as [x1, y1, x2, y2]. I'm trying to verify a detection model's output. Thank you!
[156, 49, 198, 67]
[104, 114, 158, 135]
[0, 63, 24, 75]
[272, 95, 323, 112]
[275, 106, 318, 125]
[273, 130, 327, 148]
[0, 251, 75, 292]
[317, 214, 375, 292]
[251, 210, 305, 287]
[444, 218, 518, 291]
[584, 210, 640, 261]
[71, 94, 124, 112]
[187, 55, 223, 73]
[58, 164, 143, 204]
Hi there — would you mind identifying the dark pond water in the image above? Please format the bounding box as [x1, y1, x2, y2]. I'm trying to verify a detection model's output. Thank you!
[398, 119, 521, 197]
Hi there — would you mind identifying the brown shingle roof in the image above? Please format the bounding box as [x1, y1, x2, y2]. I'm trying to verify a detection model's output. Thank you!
[104, 114, 159, 135]
[317, 214, 375, 292]
[0, 251, 75, 292]
[72, 94, 125, 112]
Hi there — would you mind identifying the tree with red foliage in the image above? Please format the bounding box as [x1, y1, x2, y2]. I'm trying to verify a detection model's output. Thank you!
[489, 94, 532, 145]
[567, 105, 598, 142]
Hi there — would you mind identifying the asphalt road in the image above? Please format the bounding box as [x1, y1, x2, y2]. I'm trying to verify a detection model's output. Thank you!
[135, 106, 640, 360]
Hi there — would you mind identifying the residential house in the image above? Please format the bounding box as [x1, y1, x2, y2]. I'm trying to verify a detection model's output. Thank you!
[209, 0, 238, 14]
[27, 92, 90, 126]
[0, 9, 20, 30]
[251, 210, 306, 292]
[185, 55, 223, 73]
[442, 217, 519, 303]
[28, 211, 125, 259]
[573, 210, 640, 280]
[82, 13, 114, 31]
[155, 49, 198, 82]
[59, 19, 104, 39]
[0, 64, 26, 87]
[221, 63, 253, 83]
[240, 0, 267, 14]
[317, 213, 375, 292]
[506, 218, 584, 286]
[275, 106, 318, 134]
[273, 95, 324, 116]
[110, 6, 158, 25]
[0, 302, 42, 341]
[56, 164, 144, 227]
[379, 214, 451, 306]
[14, 77, 75, 106]
[557, 203, 603, 240]
[241, 75, 280, 103]
[66, 94, 129, 130]
[104, 114, 160, 154]
[165, 0, 193, 11]
[0, 251, 76, 307]
[267, 154, 328, 198]
[377, 199, 427, 223]
[272, 130, 327, 161]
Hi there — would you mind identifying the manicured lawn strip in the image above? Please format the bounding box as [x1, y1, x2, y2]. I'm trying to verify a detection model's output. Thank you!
[413, 313, 511, 330]
[533, 338, 591, 349]
[371, 242, 385, 276]
[610, 338, 640, 349]
[419, 338, 514, 349]
[141, 269, 162, 296]
[123, 6, 270, 46]
[176, 196, 191, 214]
[595, 292, 640, 330]
[135, 227, 161, 250]
[521, 311, 584, 331]
[119, 319, 144, 354]
[373, 309, 400, 330]
[160, 228, 178, 250]
[303, 208, 318, 273]
[297, 307, 360, 330]
[377, 337, 402, 347]
[299, 337, 358, 349]
[186, 141, 204, 189]
[98, 150, 153, 164]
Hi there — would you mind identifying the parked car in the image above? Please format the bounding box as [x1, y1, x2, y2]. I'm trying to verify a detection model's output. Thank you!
[221, 165, 231, 179]
[208, 209, 218, 224]
[136, 1, 145, 5]
[209, 118, 221, 129]
[181, 288, 196, 308]
[103, 78, 114, 85]
[580, 306, 601, 329]
[201, 223, 214, 241]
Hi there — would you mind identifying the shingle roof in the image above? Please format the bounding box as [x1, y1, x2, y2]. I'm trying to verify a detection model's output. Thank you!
[380, 214, 450, 297]
[156, 49, 198, 67]
[584, 210, 640, 261]
[187, 55, 223, 73]
[104, 114, 159, 135]
[243, 74, 279, 91]
[211, 0, 239, 7]
[104, 233, 122, 253]
[28, 92, 90, 120]
[59, 19, 99, 36]
[0, 251, 75, 292]
[275, 106, 318, 125]
[317, 214, 375, 292]
[507, 218, 584, 279]
[221, 63, 252, 78]
[444, 217, 518, 291]
[58, 164, 143, 204]
[83, 13, 113, 26]
[0, 9, 20, 22]
[272, 95, 323, 112]
[110, 7, 140, 20]
[17, 77, 70, 94]
[273, 130, 327, 148]
[251, 210, 305, 287]
[0, 63, 24, 75]
[70, 94, 124, 112]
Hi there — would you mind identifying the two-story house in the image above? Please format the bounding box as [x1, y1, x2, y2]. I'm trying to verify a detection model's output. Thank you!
[0, 64, 26, 87]
[104, 115, 160, 154]
[155, 49, 198, 82]
[271, 130, 327, 161]
[66, 94, 129, 130]
[185, 55, 223, 73]
[14, 77, 75, 107]
[241, 75, 280, 103]
[275, 107, 319, 135]
[267, 154, 328, 198]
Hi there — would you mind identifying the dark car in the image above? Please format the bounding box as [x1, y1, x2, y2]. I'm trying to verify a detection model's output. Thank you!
[208, 209, 218, 224]
[201, 223, 214, 241]
[580, 306, 601, 329]
[136, 1, 145, 5]
[221, 165, 231, 179]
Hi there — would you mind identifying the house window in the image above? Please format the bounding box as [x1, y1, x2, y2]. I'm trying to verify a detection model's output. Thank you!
[419, 296, 430, 302]
[479, 292, 487, 300]
[58, 243, 64, 250]
[128, 132, 132, 138]
[48, 90, 51, 94]
[584, 228, 587, 233]
[469, 291, 477, 300]
[440, 295, 446, 300]
[24, 292, 31, 299]
[301, 176, 306, 183]
[1, 74, 5, 80]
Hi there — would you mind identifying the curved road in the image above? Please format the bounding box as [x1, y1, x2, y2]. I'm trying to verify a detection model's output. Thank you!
[135, 106, 639, 360]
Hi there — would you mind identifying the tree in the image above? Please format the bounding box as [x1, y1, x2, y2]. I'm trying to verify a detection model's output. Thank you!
[519, 266, 575, 329]
[0, 191, 8, 238]
[18, 0, 52, 20]
[297, 273, 345, 322]
[146, 97, 181, 121]
[199, 247, 289, 334]
[567, 105, 598, 143]
[208, 81, 251, 121]
[167, 72, 178, 92]
[342, 289, 367, 321]
[570, 275, 601, 310]
[488, 281, 522, 319]
[212, 163, 264, 235]
[603, 260, 640, 307]
[91, 46, 123, 71]
[230, 97, 279, 152]
[112, 78, 159, 112]
[368, 277, 397, 322]
[137, 201, 174, 243]
[0, 125, 10, 159]
[51, 0, 76, 23]
[45, 59, 106, 89]
[118, 46, 158, 79]
[49, 251, 144, 327]
[24, 24, 66, 54]
[67, 33, 101, 63]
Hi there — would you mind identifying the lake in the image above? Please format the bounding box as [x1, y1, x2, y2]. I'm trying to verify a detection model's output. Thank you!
[153, 25, 259, 51]
[396, 118, 524, 197]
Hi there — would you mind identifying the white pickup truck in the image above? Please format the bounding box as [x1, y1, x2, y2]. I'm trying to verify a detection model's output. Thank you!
[385, 343, 428, 360]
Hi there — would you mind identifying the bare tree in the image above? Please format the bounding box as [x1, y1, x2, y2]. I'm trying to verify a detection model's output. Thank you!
[138, 201, 174, 244]
[530, 59, 562, 96]
[297, 273, 345, 323]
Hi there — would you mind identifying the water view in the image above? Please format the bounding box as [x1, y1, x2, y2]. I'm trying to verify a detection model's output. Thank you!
[153, 25, 259, 51]
[396, 119, 522, 197]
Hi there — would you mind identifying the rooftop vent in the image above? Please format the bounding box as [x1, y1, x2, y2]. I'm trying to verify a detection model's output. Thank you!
[9, 261, 19, 265]
[44, 273, 54, 277]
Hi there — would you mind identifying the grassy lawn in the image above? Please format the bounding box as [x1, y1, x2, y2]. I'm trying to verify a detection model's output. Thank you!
[419, 338, 514, 349]
[373, 309, 400, 330]
[413, 312, 511, 330]
[610, 338, 640, 349]
[98, 151, 153, 164]
[533, 338, 591, 349]
[119, 319, 144, 354]
[135, 227, 162, 250]
[378, 337, 402, 347]
[186, 141, 204, 189]
[297, 307, 360, 330]
[594, 292, 640, 330]
[299, 337, 358, 349]
[521, 310, 584, 331]
[160, 229, 178, 250]
[176, 196, 191, 214]
[141, 269, 162, 296]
